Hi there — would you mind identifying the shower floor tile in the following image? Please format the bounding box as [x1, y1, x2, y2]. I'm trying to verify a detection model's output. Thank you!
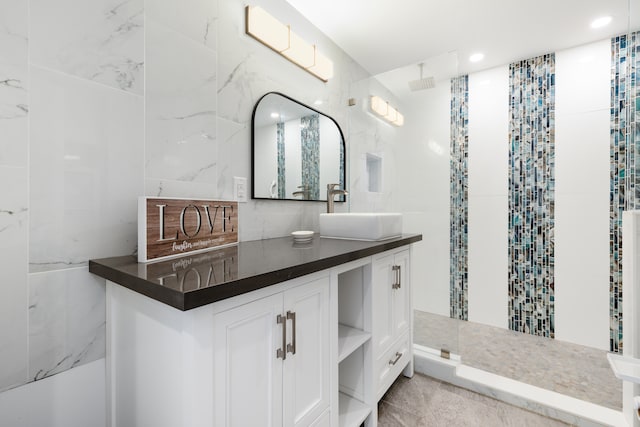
[414, 310, 622, 410]
[379, 373, 571, 426]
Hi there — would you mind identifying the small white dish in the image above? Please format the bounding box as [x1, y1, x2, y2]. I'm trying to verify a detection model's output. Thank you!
[292, 230, 314, 240]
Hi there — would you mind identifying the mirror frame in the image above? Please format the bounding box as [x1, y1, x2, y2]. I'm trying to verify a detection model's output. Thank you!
[251, 91, 347, 202]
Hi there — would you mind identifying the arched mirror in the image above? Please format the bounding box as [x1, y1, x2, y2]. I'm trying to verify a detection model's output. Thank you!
[251, 92, 346, 202]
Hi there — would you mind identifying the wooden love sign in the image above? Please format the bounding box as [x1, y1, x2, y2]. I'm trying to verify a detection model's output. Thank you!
[138, 197, 238, 263]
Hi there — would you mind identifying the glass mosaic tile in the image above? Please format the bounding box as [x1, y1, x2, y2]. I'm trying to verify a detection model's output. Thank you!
[508, 53, 556, 338]
[450, 75, 469, 321]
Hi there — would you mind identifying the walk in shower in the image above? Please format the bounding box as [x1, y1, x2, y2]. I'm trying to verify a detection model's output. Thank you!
[345, 0, 639, 424]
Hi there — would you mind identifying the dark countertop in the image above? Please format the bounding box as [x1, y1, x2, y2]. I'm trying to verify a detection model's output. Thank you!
[89, 234, 422, 311]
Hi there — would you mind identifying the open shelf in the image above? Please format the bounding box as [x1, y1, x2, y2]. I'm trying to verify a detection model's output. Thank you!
[338, 392, 371, 427]
[338, 324, 371, 363]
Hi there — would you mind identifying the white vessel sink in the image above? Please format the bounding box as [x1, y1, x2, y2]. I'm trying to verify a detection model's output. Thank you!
[319, 213, 403, 241]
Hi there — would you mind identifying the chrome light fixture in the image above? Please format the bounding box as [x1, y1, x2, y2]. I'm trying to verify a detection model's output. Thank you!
[370, 95, 404, 126]
[245, 5, 334, 82]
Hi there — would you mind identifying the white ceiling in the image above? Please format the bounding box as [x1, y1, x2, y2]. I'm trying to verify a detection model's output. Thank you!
[286, 0, 638, 95]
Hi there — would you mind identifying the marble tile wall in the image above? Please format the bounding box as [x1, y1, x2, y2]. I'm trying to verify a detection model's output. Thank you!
[467, 66, 510, 330]
[449, 75, 469, 321]
[144, 11, 217, 193]
[28, 269, 106, 381]
[0, 0, 29, 392]
[346, 75, 400, 214]
[216, 0, 369, 237]
[0, 0, 373, 396]
[3, 0, 146, 394]
[554, 40, 610, 351]
[29, 0, 144, 94]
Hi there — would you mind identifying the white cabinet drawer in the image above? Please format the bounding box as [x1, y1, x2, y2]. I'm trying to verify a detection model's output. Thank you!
[375, 331, 411, 400]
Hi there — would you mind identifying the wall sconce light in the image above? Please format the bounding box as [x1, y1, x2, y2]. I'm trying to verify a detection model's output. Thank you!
[245, 5, 334, 82]
[370, 95, 404, 126]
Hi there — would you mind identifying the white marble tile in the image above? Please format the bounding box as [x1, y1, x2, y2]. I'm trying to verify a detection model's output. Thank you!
[347, 123, 397, 213]
[555, 109, 610, 197]
[344, 76, 400, 214]
[146, 0, 217, 49]
[468, 66, 509, 197]
[30, 0, 143, 94]
[0, 166, 28, 391]
[555, 39, 610, 116]
[29, 267, 106, 382]
[29, 65, 143, 273]
[239, 200, 307, 242]
[145, 178, 218, 199]
[409, 210, 450, 317]
[0, 0, 28, 168]
[216, 117, 249, 201]
[468, 195, 509, 330]
[145, 18, 217, 186]
[0, 359, 106, 427]
[214, 0, 368, 241]
[555, 193, 610, 350]
[395, 86, 451, 213]
[216, 0, 355, 127]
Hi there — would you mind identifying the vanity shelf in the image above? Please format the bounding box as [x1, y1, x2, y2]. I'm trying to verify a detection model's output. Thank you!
[338, 324, 371, 363]
[338, 392, 371, 427]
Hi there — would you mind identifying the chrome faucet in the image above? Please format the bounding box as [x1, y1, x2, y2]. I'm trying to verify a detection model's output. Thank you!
[326, 183, 348, 213]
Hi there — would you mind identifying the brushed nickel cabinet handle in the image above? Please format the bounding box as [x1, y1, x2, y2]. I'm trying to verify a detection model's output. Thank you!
[397, 265, 402, 289]
[391, 265, 400, 289]
[277, 314, 286, 360]
[389, 351, 403, 366]
[286, 311, 296, 355]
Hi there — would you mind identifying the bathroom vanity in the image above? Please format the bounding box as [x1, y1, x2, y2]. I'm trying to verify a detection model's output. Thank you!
[89, 233, 421, 427]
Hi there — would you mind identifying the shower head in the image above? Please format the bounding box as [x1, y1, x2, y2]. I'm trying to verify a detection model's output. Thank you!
[408, 63, 435, 91]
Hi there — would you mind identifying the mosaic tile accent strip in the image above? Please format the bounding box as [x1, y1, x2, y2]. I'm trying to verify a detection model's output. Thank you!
[276, 121, 285, 199]
[450, 75, 469, 321]
[610, 31, 639, 353]
[508, 53, 556, 338]
[301, 114, 320, 200]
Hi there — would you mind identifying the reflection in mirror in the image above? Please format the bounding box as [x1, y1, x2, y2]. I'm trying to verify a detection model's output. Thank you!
[251, 92, 346, 202]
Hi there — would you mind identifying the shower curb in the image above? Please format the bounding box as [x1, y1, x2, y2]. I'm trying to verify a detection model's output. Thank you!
[413, 344, 627, 427]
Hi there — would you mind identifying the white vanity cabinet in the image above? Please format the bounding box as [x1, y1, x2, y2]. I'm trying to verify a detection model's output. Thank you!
[95, 235, 421, 427]
[213, 276, 330, 427]
[372, 248, 412, 400]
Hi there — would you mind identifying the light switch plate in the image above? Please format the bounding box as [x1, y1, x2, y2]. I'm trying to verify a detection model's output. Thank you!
[234, 176, 247, 203]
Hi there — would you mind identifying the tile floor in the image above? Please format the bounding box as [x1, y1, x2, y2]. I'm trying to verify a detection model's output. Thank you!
[378, 373, 571, 426]
[413, 310, 622, 410]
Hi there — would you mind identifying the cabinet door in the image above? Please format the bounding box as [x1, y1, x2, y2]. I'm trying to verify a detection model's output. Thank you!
[372, 253, 395, 360]
[213, 293, 284, 427]
[283, 277, 331, 427]
[392, 250, 411, 337]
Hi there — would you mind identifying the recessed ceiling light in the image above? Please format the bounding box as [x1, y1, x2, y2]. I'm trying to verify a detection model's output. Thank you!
[314, 99, 323, 106]
[591, 16, 612, 29]
[270, 112, 280, 118]
[469, 53, 484, 63]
